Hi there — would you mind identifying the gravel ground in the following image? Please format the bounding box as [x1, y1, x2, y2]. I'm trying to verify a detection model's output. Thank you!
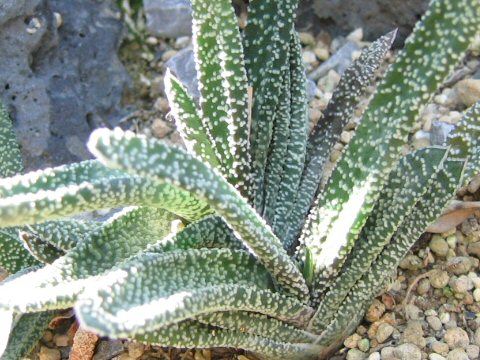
[28, 24, 480, 360]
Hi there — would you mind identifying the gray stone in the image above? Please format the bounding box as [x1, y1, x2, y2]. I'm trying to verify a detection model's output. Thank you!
[466, 345, 479, 360]
[447, 349, 469, 360]
[144, 0, 192, 38]
[347, 348, 367, 360]
[394, 343, 422, 360]
[429, 354, 446, 360]
[306, 78, 318, 101]
[165, 47, 200, 99]
[93, 340, 125, 360]
[0, 0, 129, 171]
[309, 41, 361, 80]
[427, 316, 443, 332]
[444, 327, 469, 349]
[431, 121, 455, 146]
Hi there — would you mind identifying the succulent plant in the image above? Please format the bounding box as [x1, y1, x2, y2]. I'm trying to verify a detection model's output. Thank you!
[1, 0, 480, 359]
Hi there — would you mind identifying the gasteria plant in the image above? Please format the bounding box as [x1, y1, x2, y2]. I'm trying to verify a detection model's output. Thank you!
[0, 0, 480, 359]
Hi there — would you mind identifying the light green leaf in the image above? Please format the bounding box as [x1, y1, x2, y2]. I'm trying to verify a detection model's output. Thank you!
[0, 207, 176, 313]
[88, 128, 310, 301]
[313, 159, 465, 339]
[76, 249, 314, 337]
[0, 160, 212, 227]
[302, 0, 480, 303]
[164, 70, 220, 169]
[309, 147, 448, 331]
[132, 320, 322, 360]
[283, 30, 396, 248]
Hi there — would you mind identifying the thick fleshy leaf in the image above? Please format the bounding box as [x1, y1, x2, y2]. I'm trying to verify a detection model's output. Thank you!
[196, 311, 317, 344]
[0, 229, 40, 274]
[244, 0, 299, 210]
[302, 0, 480, 302]
[312, 159, 465, 339]
[190, 0, 250, 195]
[283, 31, 396, 248]
[262, 67, 291, 225]
[447, 102, 480, 184]
[0, 207, 176, 312]
[0, 160, 212, 227]
[310, 147, 447, 331]
[88, 128, 310, 301]
[18, 231, 65, 264]
[272, 33, 309, 239]
[28, 219, 100, 251]
[147, 215, 243, 253]
[76, 249, 313, 337]
[0, 311, 56, 360]
[164, 70, 220, 169]
[0, 102, 23, 177]
[132, 320, 322, 360]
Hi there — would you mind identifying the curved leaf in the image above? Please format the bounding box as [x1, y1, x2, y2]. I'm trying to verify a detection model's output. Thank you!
[88, 128, 309, 301]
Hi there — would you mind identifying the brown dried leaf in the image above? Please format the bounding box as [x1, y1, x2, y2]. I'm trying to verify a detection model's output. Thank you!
[426, 201, 480, 233]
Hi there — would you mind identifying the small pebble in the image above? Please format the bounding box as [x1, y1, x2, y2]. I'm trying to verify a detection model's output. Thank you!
[376, 323, 394, 343]
[402, 321, 426, 348]
[473, 288, 480, 302]
[474, 328, 480, 346]
[429, 270, 450, 288]
[53, 334, 69, 347]
[394, 343, 422, 360]
[39, 346, 61, 360]
[467, 174, 480, 194]
[346, 348, 366, 360]
[455, 79, 480, 107]
[429, 354, 447, 360]
[367, 352, 381, 360]
[447, 348, 469, 360]
[347, 28, 363, 42]
[444, 327, 469, 349]
[466, 344, 479, 360]
[432, 341, 450, 356]
[427, 316, 443, 331]
[417, 278, 431, 295]
[400, 254, 424, 271]
[127, 343, 145, 359]
[430, 235, 449, 257]
[358, 338, 370, 353]
[298, 32, 315, 45]
[365, 300, 385, 323]
[451, 275, 474, 294]
[344, 333, 362, 349]
[405, 304, 423, 321]
[303, 50, 317, 65]
[446, 257, 473, 275]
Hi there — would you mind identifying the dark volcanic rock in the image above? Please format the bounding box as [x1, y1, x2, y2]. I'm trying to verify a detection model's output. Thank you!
[0, 0, 129, 171]
[298, 0, 429, 45]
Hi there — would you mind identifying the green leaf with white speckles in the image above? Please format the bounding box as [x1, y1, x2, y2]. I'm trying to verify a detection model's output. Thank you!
[0, 102, 23, 178]
[0, 207, 176, 313]
[76, 248, 313, 337]
[18, 231, 65, 264]
[0, 229, 40, 274]
[313, 159, 465, 339]
[147, 215, 243, 253]
[164, 70, 220, 169]
[0, 310, 56, 360]
[283, 31, 396, 248]
[447, 102, 480, 184]
[302, 0, 480, 303]
[244, 0, 299, 210]
[190, 0, 250, 196]
[27, 219, 100, 251]
[0, 160, 212, 227]
[272, 33, 309, 240]
[196, 311, 318, 344]
[88, 128, 310, 301]
[309, 146, 448, 332]
[132, 320, 322, 360]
